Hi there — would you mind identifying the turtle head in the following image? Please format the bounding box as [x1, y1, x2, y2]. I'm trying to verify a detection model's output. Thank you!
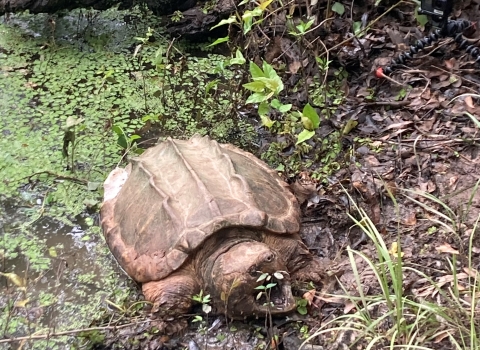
[206, 241, 296, 318]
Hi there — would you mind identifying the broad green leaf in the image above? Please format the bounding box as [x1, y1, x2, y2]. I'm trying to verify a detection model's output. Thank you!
[207, 36, 230, 47]
[262, 61, 277, 79]
[296, 19, 314, 34]
[83, 198, 99, 207]
[259, 0, 274, 10]
[251, 7, 263, 16]
[331, 2, 345, 15]
[304, 19, 315, 31]
[278, 103, 292, 113]
[243, 17, 253, 34]
[343, 120, 359, 135]
[258, 101, 270, 116]
[243, 81, 266, 92]
[302, 116, 314, 130]
[129, 134, 141, 142]
[249, 61, 265, 79]
[353, 21, 363, 36]
[255, 77, 282, 94]
[271, 99, 282, 109]
[205, 79, 219, 94]
[297, 305, 308, 315]
[302, 103, 320, 129]
[116, 134, 128, 149]
[112, 125, 124, 136]
[230, 49, 246, 65]
[296, 129, 315, 145]
[271, 98, 291, 112]
[260, 115, 274, 128]
[246, 92, 268, 104]
[210, 16, 237, 30]
[242, 10, 254, 20]
[415, 9, 428, 27]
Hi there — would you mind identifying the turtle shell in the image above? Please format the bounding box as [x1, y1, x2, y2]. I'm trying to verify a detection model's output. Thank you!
[101, 135, 300, 283]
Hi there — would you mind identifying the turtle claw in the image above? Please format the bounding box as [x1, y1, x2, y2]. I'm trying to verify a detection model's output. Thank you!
[290, 257, 326, 286]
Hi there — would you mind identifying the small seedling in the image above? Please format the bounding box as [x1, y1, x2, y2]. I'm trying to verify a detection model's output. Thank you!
[192, 290, 212, 314]
[296, 299, 308, 315]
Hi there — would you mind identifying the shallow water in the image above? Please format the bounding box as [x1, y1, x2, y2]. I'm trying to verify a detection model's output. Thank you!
[0, 196, 130, 349]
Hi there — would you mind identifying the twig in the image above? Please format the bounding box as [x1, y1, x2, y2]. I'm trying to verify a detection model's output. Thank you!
[362, 100, 411, 108]
[0, 320, 150, 344]
[413, 135, 422, 179]
[21, 171, 88, 185]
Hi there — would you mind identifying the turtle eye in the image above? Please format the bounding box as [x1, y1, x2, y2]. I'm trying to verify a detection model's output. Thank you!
[264, 252, 275, 262]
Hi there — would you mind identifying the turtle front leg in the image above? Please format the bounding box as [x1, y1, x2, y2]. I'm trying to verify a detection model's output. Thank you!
[142, 270, 201, 315]
[142, 270, 201, 334]
[263, 234, 325, 285]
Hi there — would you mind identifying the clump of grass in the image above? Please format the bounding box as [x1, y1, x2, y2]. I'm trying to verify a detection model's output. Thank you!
[300, 187, 480, 350]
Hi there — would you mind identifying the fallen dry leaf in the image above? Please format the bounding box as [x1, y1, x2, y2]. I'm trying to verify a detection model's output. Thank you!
[0, 272, 26, 290]
[14, 299, 30, 308]
[289, 61, 302, 74]
[434, 330, 453, 343]
[437, 272, 468, 284]
[465, 95, 474, 108]
[343, 300, 356, 314]
[463, 267, 478, 278]
[303, 289, 316, 306]
[436, 243, 459, 255]
[448, 175, 458, 188]
[444, 58, 456, 70]
[402, 211, 417, 226]
[418, 180, 437, 193]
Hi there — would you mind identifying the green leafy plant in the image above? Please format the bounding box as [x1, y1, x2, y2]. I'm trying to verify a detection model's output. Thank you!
[254, 272, 279, 307]
[331, 2, 345, 15]
[296, 299, 308, 315]
[170, 11, 184, 22]
[295, 103, 320, 145]
[210, 0, 273, 35]
[289, 19, 315, 37]
[111, 124, 143, 155]
[243, 61, 291, 127]
[192, 290, 212, 314]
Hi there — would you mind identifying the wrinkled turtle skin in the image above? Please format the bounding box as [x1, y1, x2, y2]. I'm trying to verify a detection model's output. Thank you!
[101, 135, 323, 319]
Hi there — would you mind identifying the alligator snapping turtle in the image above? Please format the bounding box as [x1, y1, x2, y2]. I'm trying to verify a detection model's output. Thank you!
[101, 135, 323, 318]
